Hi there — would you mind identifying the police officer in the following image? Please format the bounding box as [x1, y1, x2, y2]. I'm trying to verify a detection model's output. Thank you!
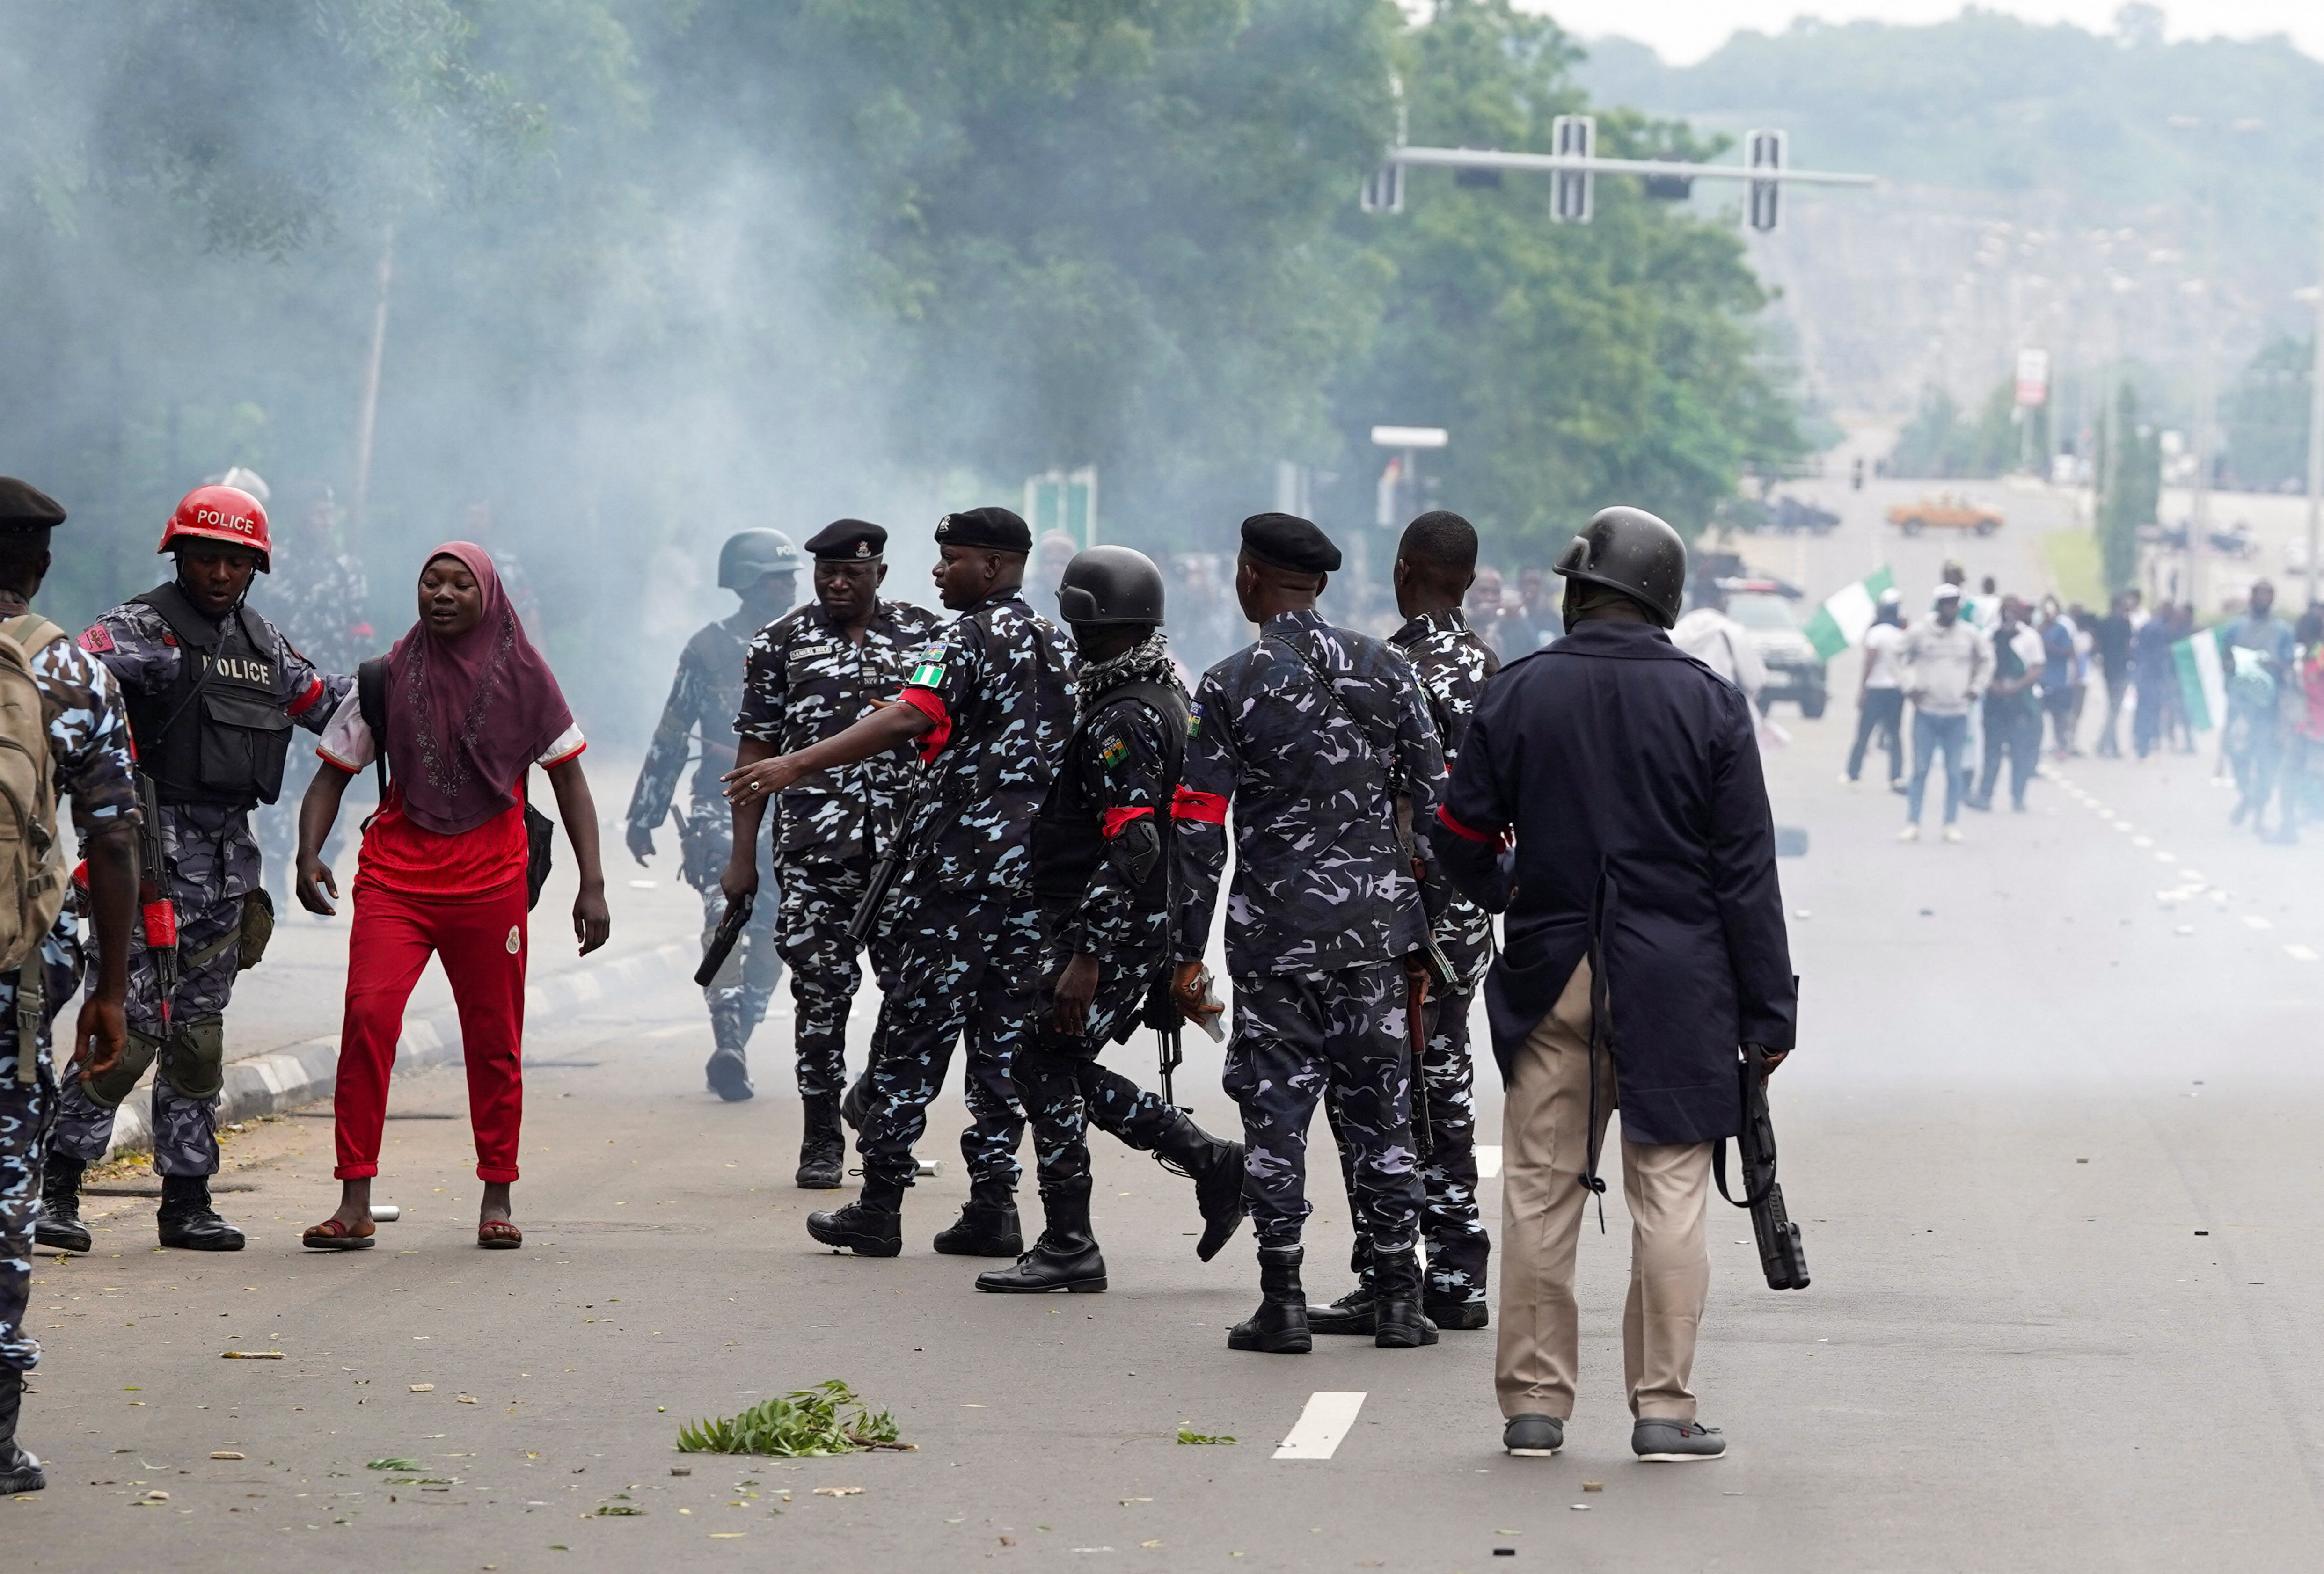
[724, 506, 1067, 1258]
[1426, 506, 1796, 1464]
[1170, 513, 1446, 1355]
[723, 520, 941, 1185]
[0, 478, 141, 1495]
[975, 547, 1246, 1293]
[37, 485, 351, 1253]
[1311, 511, 1499, 1335]
[627, 529, 800, 1101]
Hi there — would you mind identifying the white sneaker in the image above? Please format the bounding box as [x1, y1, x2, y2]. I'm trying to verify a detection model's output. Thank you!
[1942, 825, 1964, 843]
[1838, 773, 1857, 788]
[1897, 824, 1920, 842]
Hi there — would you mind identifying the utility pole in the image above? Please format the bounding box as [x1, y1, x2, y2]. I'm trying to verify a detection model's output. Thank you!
[350, 221, 396, 549]
[2306, 212, 2324, 608]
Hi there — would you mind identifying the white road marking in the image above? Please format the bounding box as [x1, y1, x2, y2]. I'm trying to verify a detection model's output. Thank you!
[1274, 1392, 1368, 1460]
[1476, 1145, 1504, 1179]
[2156, 852, 2177, 863]
[2285, 945, 2318, 962]
[2133, 835, 2153, 846]
[2244, 916, 2274, 931]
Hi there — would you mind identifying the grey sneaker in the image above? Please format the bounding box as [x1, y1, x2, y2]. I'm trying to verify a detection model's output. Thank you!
[1503, 1414, 1564, 1457]
[1633, 1417, 1725, 1461]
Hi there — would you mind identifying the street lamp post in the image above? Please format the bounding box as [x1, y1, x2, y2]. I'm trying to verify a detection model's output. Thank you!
[2306, 235, 2324, 609]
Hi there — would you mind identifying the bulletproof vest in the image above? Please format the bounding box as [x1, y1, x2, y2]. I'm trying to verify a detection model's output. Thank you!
[1030, 680, 1188, 918]
[125, 583, 294, 809]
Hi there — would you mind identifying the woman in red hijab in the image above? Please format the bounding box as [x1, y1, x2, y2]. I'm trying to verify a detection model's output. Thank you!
[292, 543, 610, 1249]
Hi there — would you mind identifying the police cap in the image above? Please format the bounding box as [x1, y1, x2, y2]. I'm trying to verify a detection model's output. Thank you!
[0, 478, 66, 531]
[717, 529, 802, 590]
[805, 518, 887, 562]
[934, 506, 1031, 553]
[1240, 512, 1341, 575]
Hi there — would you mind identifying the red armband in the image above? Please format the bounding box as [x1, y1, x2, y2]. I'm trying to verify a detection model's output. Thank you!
[1435, 803, 1510, 849]
[1169, 786, 1228, 824]
[899, 686, 951, 761]
[1100, 805, 1154, 839]
[286, 676, 327, 717]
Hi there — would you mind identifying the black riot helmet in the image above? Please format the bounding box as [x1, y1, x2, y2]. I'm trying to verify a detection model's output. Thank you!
[1055, 545, 1166, 627]
[1555, 506, 1687, 628]
[717, 528, 801, 590]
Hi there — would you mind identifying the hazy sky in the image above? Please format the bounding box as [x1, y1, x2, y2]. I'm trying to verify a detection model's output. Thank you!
[1526, 1, 2324, 66]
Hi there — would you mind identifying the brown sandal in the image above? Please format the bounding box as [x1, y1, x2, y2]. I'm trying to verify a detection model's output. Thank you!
[477, 1219, 523, 1250]
[302, 1217, 376, 1250]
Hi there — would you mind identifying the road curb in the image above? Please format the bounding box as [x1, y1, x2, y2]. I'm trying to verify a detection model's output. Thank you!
[100, 941, 696, 1160]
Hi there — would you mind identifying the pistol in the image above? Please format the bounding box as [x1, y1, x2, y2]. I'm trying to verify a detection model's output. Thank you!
[693, 889, 753, 988]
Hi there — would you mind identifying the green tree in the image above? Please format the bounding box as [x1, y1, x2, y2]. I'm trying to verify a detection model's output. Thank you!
[1329, 0, 1801, 554]
[2094, 380, 2159, 592]
[2223, 332, 2312, 492]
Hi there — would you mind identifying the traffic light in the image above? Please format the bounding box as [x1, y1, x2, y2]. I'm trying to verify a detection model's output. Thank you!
[1360, 160, 1404, 214]
[1747, 128, 1786, 233]
[1551, 114, 1594, 224]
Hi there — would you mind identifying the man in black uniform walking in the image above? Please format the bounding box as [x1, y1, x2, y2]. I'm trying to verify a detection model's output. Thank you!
[1171, 513, 1446, 1355]
[722, 520, 941, 1184]
[1428, 506, 1796, 1464]
[724, 507, 1067, 1258]
[1311, 511, 1499, 1335]
[628, 529, 798, 1102]
[973, 546, 1247, 1294]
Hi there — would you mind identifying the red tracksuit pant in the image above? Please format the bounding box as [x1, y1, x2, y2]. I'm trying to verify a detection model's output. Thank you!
[333, 878, 528, 1183]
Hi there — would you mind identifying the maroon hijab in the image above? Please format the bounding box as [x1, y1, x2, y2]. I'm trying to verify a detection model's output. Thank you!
[383, 541, 573, 836]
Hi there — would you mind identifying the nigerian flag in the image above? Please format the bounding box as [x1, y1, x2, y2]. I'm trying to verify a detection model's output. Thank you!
[1801, 565, 1895, 661]
[2171, 629, 2226, 733]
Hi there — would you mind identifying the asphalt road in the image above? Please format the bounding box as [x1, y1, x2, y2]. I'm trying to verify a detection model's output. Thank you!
[14, 492, 2324, 1569]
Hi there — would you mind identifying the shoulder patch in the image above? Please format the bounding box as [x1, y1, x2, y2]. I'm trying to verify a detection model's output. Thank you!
[909, 660, 946, 688]
[1100, 736, 1128, 769]
[1186, 701, 1203, 738]
[78, 623, 114, 654]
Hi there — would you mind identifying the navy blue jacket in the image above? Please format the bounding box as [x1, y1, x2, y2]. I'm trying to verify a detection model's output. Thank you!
[1426, 619, 1795, 1144]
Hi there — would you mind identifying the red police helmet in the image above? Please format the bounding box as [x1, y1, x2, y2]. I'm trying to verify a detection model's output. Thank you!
[159, 485, 271, 573]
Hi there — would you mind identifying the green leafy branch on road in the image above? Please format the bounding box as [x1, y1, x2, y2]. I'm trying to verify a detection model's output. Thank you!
[1177, 1428, 1235, 1445]
[676, 1379, 911, 1457]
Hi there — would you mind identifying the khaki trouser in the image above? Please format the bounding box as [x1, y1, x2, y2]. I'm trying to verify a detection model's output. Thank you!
[1494, 957, 1712, 1422]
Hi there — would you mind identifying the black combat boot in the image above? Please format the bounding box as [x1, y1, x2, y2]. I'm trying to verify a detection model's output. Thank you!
[0, 1368, 44, 1495]
[1371, 1247, 1439, 1349]
[33, 1154, 91, 1254]
[805, 1177, 905, 1257]
[1227, 1244, 1312, 1354]
[704, 1047, 754, 1102]
[975, 1176, 1107, 1293]
[1153, 1114, 1249, 1263]
[795, 1094, 846, 1190]
[932, 1180, 1023, 1258]
[1308, 1233, 1375, 1335]
[156, 1175, 245, 1252]
[1425, 1237, 1491, 1331]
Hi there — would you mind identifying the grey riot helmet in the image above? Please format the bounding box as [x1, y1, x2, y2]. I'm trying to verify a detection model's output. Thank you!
[717, 529, 802, 590]
[1056, 545, 1165, 627]
[1555, 506, 1687, 629]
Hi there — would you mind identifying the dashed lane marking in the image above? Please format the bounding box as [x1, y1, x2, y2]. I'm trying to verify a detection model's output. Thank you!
[2244, 916, 2274, 931]
[2285, 945, 2318, 962]
[1274, 1392, 1368, 1460]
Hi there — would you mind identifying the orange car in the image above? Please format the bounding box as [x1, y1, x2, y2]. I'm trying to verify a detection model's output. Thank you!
[1887, 492, 2003, 536]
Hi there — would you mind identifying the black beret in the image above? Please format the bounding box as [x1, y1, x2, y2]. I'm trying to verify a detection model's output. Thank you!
[0, 478, 66, 530]
[934, 505, 1032, 553]
[1240, 512, 1340, 574]
[805, 518, 887, 561]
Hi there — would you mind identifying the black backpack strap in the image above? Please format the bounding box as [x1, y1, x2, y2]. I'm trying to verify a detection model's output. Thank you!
[357, 657, 390, 806]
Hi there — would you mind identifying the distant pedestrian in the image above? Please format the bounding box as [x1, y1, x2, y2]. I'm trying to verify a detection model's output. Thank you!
[2092, 590, 2138, 758]
[1843, 589, 1906, 790]
[2222, 580, 2294, 830]
[2037, 598, 2079, 759]
[2133, 603, 2181, 758]
[1969, 596, 2045, 814]
[1670, 584, 1767, 709]
[294, 542, 611, 1251]
[1898, 585, 1989, 842]
[2271, 607, 2324, 842]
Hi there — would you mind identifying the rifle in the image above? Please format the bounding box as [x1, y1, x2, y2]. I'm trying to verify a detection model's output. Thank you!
[847, 764, 931, 949]
[1714, 1043, 1810, 1290]
[693, 889, 753, 988]
[134, 771, 180, 1027]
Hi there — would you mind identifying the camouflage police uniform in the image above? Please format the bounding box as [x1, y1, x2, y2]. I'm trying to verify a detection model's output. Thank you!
[732, 597, 941, 1100]
[1174, 606, 1444, 1261]
[629, 612, 785, 1071]
[4, 634, 137, 1368]
[249, 543, 369, 901]
[46, 590, 347, 1196]
[852, 590, 1072, 1202]
[1329, 606, 1496, 1318]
